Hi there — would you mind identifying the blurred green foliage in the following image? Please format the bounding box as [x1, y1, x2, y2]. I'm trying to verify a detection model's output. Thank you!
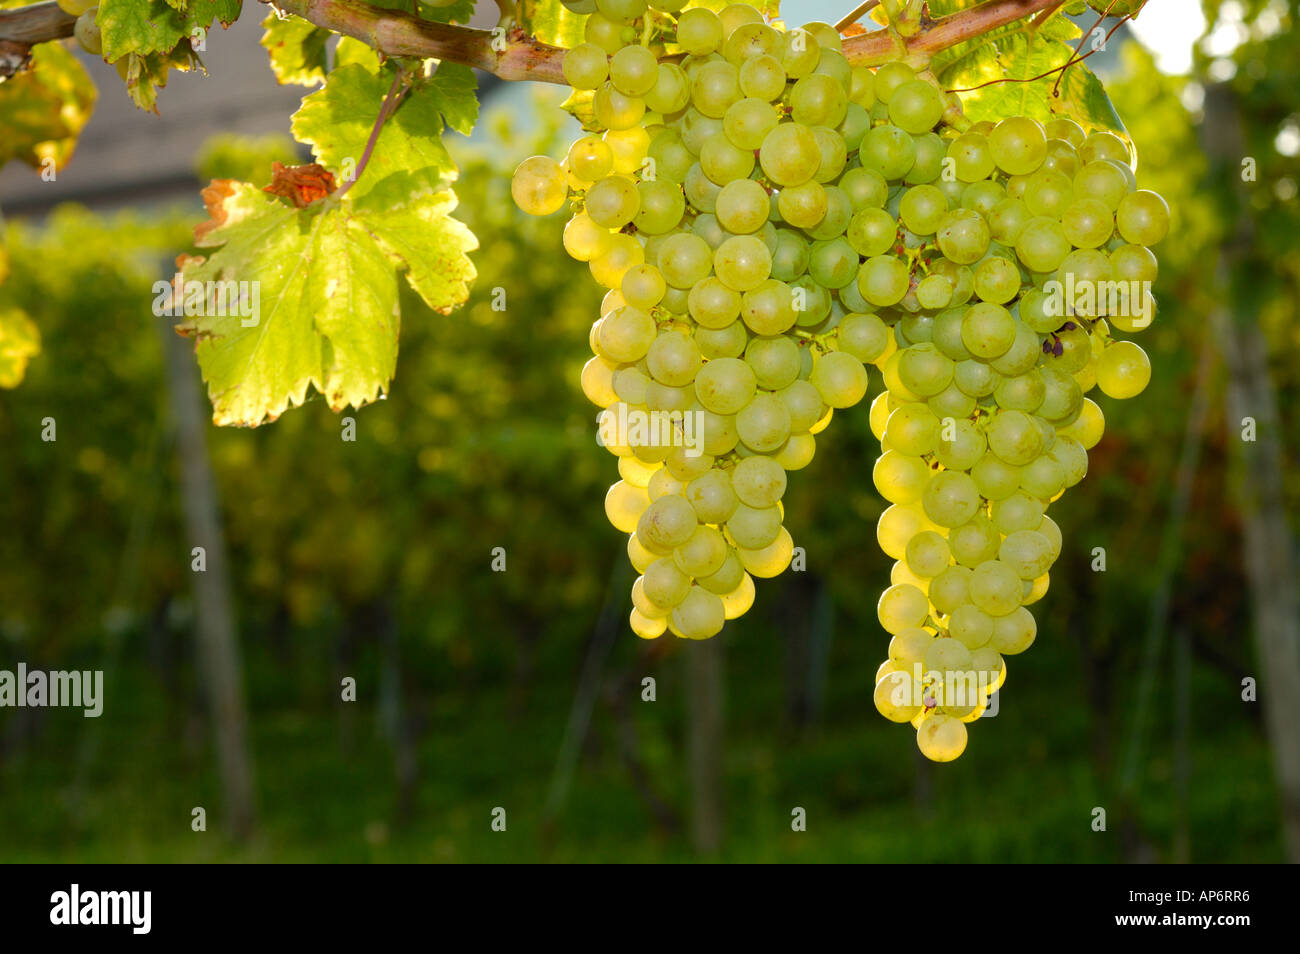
[1, 5, 1298, 860]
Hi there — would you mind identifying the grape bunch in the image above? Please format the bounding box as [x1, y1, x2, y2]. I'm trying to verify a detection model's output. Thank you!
[514, 3, 883, 641]
[865, 112, 1169, 762]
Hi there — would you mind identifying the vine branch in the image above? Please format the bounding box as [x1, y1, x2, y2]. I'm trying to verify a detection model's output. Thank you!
[0, 0, 1068, 83]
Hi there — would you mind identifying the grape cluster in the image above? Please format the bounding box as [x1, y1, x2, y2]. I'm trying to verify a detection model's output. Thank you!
[512, 1, 1169, 763]
[866, 113, 1169, 762]
[515, 3, 881, 641]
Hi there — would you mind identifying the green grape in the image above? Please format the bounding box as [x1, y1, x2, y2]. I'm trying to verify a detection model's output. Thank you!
[989, 322, 1041, 376]
[1048, 435, 1088, 488]
[72, 8, 100, 53]
[596, 0, 646, 20]
[700, 131, 755, 183]
[647, 330, 702, 387]
[736, 394, 792, 452]
[969, 560, 1023, 617]
[860, 124, 917, 180]
[885, 403, 941, 457]
[971, 453, 1021, 501]
[988, 116, 1047, 176]
[741, 279, 798, 335]
[658, 232, 713, 288]
[962, 182, 1006, 220]
[808, 238, 858, 290]
[724, 97, 780, 150]
[688, 276, 741, 328]
[1116, 190, 1170, 246]
[986, 197, 1031, 246]
[839, 102, 872, 155]
[812, 127, 849, 184]
[733, 501, 780, 553]
[837, 313, 890, 363]
[960, 302, 1015, 359]
[715, 235, 772, 291]
[922, 470, 981, 528]
[760, 123, 821, 186]
[1073, 160, 1131, 211]
[692, 60, 742, 118]
[1038, 366, 1083, 424]
[638, 494, 699, 552]
[643, 556, 691, 607]
[674, 525, 729, 578]
[779, 380, 826, 432]
[715, 179, 770, 235]
[944, 132, 993, 183]
[791, 73, 848, 127]
[929, 564, 972, 615]
[889, 80, 944, 135]
[1022, 168, 1072, 219]
[740, 54, 787, 101]
[585, 175, 640, 228]
[1060, 197, 1114, 249]
[899, 185, 948, 236]
[610, 44, 659, 97]
[695, 321, 748, 360]
[568, 135, 614, 182]
[949, 604, 994, 650]
[1015, 216, 1071, 273]
[622, 263, 666, 309]
[990, 606, 1036, 655]
[900, 313, 935, 345]
[745, 336, 801, 390]
[684, 163, 722, 212]
[695, 357, 757, 414]
[1110, 243, 1159, 284]
[698, 548, 745, 594]
[731, 455, 787, 509]
[994, 369, 1045, 414]
[1045, 117, 1086, 148]
[681, 109, 724, 154]
[777, 180, 828, 230]
[738, 526, 795, 578]
[935, 417, 986, 471]
[923, 636, 973, 677]
[564, 212, 612, 262]
[897, 343, 953, 397]
[594, 82, 646, 130]
[723, 22, 780, 66]
[511, 156, 569, 216]
[635, 179, 686, 234]
[949, 515, 1002, 568]
[672, 586, 726, 639]
[991, 490, 1044, 534]
[806, 186, 853, 240]
[1096, 340, 1151, 399]
[677, 7, 724, 55]
[840, 167, 889, 211]
[905, 530, 951, 579]
[771, 229, 810, 281]
[810, 350, 869, 408]
[932, 308, 972, 361]
[879, 583, 930, 634]
[936, 209, 991, 265]
[1079, 130, 1131, 165]
[645, 62, 692, 114]
[1019, 454, 1065, 500]
[873, 450, 930, 504]
[648, 128, 694, 182]
[986, 409, 1044, 466]
[597, 306, 657, 363]
[972, 256, 1020, 304]
[858, 256, 910, 307]
[590, 238, 640, 290]
[916, 275, 954, 310]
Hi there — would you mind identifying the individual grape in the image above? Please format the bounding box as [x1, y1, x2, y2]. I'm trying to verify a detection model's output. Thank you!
[622, 263, 667, 310]
[585, 175, 640, 228]
[990, 606, 1037, 655]
[860, 124, 916, 180]
[973, 256, 1020, 305]
[740, 54, 787, 101]
[847, 208, 899, 258]
[673, 586, 727, 639]
[597, 306, 657, 363]
[879, 583, 930, 634]
[1015, 216, 1071, 273]
[564, 213, 612, 262]
[594, 82, 646, 130]
[999, 529, 1053, 580]
[714, 235, 772, 291]
[736, 393, 792, 452]
[988, 116, 1047, 175]
[1116, 190, 1171, 246]
[692, 60, 742, 118]
[838, 313, 891, 363]
[695, 357, 757, 414]
[884, 403, 941, 457]
[906, 530, 952, 579]
[779, 380, 826, 433]
[960, 303, 1016, 359]
[969, 560, 1022, 617]
[658, 232, 714, 288]
[677, 7, 724, 55]
[936, 209, 991, 265]
[738, 527, 795, 578]
[1073, 160, 1131, 211]
[991, 491, 1044, 535]
[1061, 197, 1114, 250]
[720, 573, 757, 619]
[922, 470, 981, 528]
[809, 351, 869, 408]
[745, 336, 801, 390]
[605, 479, 652, 534]
[647, 330, 702, 387]
[971, 453, 1022, 501]
[791, 73, 848, 127]
[858, 256, 910, 307]
[812, 127, 849, 184]
[645, 62, 692, 114]
[674, 525, 729, 578]
[1096, 340, 1151, 399]
[731, 455, 787, 508]
[635, 179, 686, 234]
[590, 233, 645, 288]
[760, 122, 821, 186]
[875, 671, 921, 723]
[726, 502, 783, 549]
[740, 279, 798, 335]
[898, 343, 954, 398]
[873, 450, 930, 505]
[610, 44, 659, 97]
[808, 238, 858, 290]
[777, 180, 828, 229]
[899, 185, 948, 236]
[568, 135, 615, 182]
[512, 156, 569, 216]
[889, 80, 944, 134]
[986, 409, 1045, 467]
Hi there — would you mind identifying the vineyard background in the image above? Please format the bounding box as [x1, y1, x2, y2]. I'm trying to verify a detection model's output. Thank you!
[1, 0, 1298, 862]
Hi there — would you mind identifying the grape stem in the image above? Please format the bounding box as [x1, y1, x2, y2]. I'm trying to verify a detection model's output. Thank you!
[833, 0, 881, 33]
[333, 66, 409, 200]
[1, 0, 1078, 83]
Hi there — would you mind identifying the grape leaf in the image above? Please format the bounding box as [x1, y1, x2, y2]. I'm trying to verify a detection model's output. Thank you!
[421, 62, 478, 136]
[931, 11, 1079, 76]
[519, 0, 589, 48]
[117, 44, 205, 113]
[942, 30, 1124, 137]
[0, 42, 96, 172]
[177, 178, 476, 426]
[0, 306, 40, 389]
[334, 36, 382, 72]
[260, 11, 329, 87]
[291, 62, 475, 206]
[99, 0, 241, 62]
